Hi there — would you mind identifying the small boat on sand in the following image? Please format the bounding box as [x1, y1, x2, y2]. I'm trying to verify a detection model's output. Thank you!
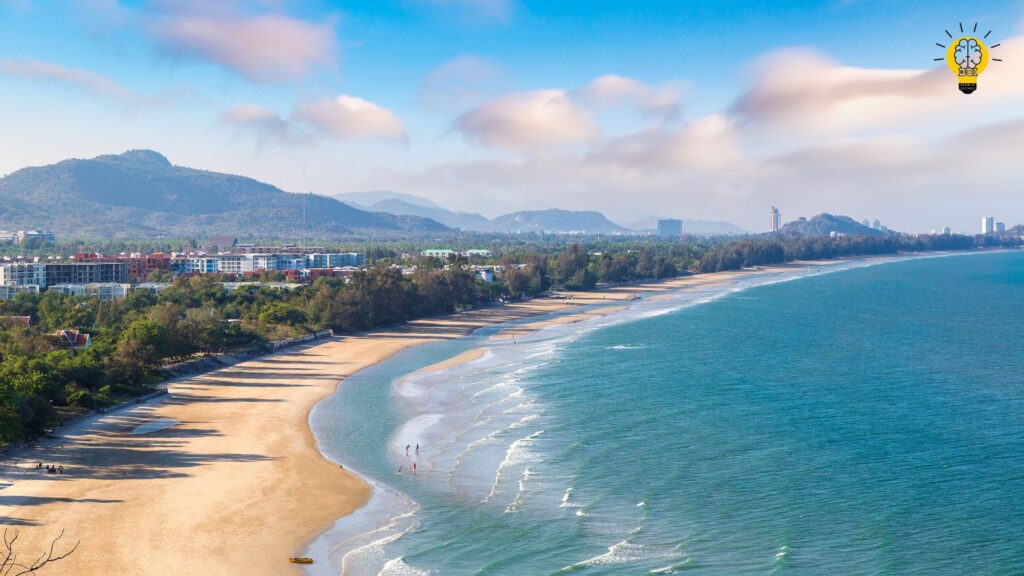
[289, 557, 314, 564]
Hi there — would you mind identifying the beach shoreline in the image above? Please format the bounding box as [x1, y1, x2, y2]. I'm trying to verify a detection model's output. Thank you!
[0, 251, 980, 574]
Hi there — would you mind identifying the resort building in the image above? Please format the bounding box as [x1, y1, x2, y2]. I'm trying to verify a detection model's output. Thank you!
[233, 245, 326, 255]
[173, 252, 366, 275]
[0, 230, 56, 245]
[0, 262, 46, 287]
[0, 285, 40, 300]
[74, 252, 172, 280]
[45, 262, 128, 285]
[49, 283, 132, 301]
[422, 249, 456, 258]
[306, 253, 366, 268]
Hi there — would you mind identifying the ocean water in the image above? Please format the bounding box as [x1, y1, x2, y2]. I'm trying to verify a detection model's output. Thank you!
[309, 251, 1024, 575]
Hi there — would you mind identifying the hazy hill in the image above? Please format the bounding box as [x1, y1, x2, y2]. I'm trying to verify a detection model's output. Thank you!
[780, 213, 887, 237]
[339, 191, 635, 234]
[356, 197, 492, 231]
[624, 216, 747, 236]
[336, 190, 443, 210]
[0, 151, 449, 238]
[489, 209, 627, 234]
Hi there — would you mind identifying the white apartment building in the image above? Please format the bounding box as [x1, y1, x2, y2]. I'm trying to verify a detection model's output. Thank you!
[0, 262, 46, 287]
[307, 253, 367, 268]
[49, 283, 131, 301]
[0, 285, 40, 300]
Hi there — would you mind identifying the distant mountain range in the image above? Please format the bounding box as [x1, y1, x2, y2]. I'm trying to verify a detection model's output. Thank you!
[0, 150, 752, 239]
[780, 213, 888, 237]
[337, 191, 745, 235]
[0, 151, 449, 238]
[338, 195, 493, 231]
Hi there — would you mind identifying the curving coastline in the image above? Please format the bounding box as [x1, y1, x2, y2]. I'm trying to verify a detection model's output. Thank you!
[0, 253, 977, 574]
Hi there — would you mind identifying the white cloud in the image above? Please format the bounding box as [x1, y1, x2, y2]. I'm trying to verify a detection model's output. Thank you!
[382, 36, 1024, 231]
[147, 5, 338, 82]
[224, 96, 406, 143]
[456, 89, 599, 151]
[293, 96, 406, 140]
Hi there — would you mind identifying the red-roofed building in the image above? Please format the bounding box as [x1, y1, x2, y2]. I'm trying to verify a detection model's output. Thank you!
[0, 316, 31, 326]
[53, 329, 91, 350]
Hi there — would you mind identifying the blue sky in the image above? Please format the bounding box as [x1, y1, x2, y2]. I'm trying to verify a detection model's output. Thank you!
[1, 0, 1023, 231]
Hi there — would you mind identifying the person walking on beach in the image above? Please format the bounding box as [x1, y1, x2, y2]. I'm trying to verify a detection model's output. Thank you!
[415, 444, 419, 454]
[398, 466, 402, 474]
[412, 462, 417, 474]
[406, 444, 410, 455]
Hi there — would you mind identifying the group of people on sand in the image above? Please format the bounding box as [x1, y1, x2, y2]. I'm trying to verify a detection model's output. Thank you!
[398, 443, 420, 475]
[37, 462, 64, 474]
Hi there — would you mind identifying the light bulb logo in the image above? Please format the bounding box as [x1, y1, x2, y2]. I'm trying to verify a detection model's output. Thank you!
[936, 23, 1002, 95]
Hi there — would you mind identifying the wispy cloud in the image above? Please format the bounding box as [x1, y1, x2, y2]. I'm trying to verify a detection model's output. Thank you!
[0, 59, 162, 109]
[577, 74, 684, 123]
[420, 55, 506, 111]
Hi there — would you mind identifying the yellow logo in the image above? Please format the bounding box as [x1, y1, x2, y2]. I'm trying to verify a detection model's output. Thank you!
[936, 23, 1002, 94]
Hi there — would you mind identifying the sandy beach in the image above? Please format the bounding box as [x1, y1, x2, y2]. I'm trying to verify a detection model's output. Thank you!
[0, 260, 852, 575]
[0, 297, 586, 575]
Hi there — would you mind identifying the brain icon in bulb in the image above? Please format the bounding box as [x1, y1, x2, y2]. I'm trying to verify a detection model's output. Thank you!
[955, 39, 982, 69]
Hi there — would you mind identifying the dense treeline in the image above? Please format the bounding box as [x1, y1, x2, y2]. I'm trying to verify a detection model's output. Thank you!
[693, 234, 1002, 273]
[0, 268, 480, 444]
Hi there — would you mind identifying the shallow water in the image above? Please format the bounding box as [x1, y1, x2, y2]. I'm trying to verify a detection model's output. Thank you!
[310, 251, 1024, 575]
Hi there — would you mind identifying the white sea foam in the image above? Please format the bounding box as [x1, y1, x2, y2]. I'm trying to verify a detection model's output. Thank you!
[378, 557, 430, 576]
[560, 487, 582, 509]
[505, 466, 535, 513]
[484, 430, 543, 502]
[560, 537, 650, 570]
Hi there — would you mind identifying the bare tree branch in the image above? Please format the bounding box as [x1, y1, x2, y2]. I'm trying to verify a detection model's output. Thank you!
[0, 529, 78, 575]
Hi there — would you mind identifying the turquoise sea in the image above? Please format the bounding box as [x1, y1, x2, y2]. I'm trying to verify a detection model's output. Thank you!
[309, 251, 1024, 575]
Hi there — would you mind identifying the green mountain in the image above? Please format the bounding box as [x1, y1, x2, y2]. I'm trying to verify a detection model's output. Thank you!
[0, 150, 449, 239]
[780, 213, 888, 237]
